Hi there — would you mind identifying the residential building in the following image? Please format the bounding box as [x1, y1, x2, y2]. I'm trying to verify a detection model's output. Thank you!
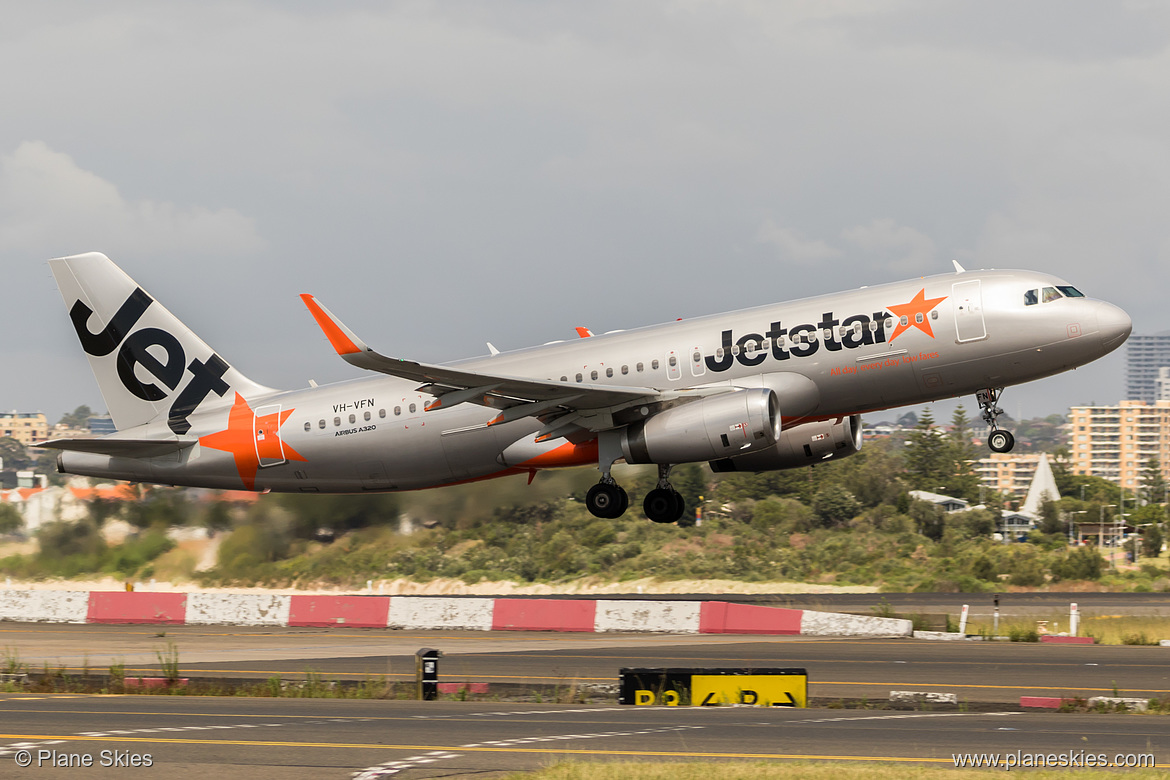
[1158, 367, 1170, 402]
[1126, 330, 1170, 403]
[1067, 400, 1170, 490]
[0, 412, 48, 446]
[908, 490, 969, 513]
[974, 452, 1048, 498]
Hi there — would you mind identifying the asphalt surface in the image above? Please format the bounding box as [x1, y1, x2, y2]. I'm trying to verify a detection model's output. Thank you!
[4, 624, 1170, 705]
[1, 695, 1167, 778]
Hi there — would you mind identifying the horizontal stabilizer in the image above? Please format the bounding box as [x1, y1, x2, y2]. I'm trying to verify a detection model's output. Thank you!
[35, 438, 197, 459]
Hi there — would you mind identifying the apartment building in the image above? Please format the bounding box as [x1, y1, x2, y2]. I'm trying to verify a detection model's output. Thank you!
[0, 412, 49, 446]
[973, 452, 1048, 498]
[1067, 400, 1170, 490]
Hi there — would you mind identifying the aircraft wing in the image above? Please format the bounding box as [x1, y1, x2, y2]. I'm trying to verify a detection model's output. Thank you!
[300, 294, 726, 434]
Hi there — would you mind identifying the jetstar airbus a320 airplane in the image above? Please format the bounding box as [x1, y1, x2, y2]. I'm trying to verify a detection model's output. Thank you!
[38, 252, 1130, 523]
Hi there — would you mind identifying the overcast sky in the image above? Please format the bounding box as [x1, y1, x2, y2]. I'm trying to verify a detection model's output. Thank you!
[3, 1, 1168, 428]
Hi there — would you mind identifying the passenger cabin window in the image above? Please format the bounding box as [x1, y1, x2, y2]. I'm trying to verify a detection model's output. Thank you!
[304, 422, 311, 432]
[591, 370, 598, 380]
[364, 411, 371, 421]
[606, 367, 613, 378]
[899, 315, 909, 326]
[349, 414, 356, 424]
[652, 359, 660, 370]
[560, 375, 567, 382]
[692, 351, 701, 363]
[318, 419, 326, 429]
[636, 362, 644, 372]
[379, 409, 386, 418]
[409, 403, 416, 413]
[394, 406, 401, 416]
[334, 416, 341, 427]
[621, 365, 629, 375]
[1025, 289, 1039, 306]
[668, 355, 677, 367]
[576, 373, 583, 383]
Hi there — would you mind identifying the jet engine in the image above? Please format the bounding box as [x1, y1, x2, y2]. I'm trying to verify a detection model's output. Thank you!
[620, 388, 780, 464]
[708, 414, 862, 472]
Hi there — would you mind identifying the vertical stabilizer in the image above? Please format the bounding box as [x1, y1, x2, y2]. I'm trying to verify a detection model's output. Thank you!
[49, 252, 275, 434]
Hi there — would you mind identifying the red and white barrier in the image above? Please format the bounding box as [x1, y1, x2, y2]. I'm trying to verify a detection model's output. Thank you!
[0, 590, 912, 637]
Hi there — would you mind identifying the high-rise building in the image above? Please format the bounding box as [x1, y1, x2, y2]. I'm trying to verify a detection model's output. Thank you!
[1067, 400, 1170, 491]
[1126, 331, 1170, 402]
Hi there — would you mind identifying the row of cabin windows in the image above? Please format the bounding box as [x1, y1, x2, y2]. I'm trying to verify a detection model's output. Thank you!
[560, 359, 661, 383]
[305, 403, 418, 432]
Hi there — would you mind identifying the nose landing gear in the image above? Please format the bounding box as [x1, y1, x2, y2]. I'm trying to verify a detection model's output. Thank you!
[977, 387, 1015, 453]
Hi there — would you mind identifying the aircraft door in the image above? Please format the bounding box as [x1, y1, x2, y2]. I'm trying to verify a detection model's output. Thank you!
[953, 280, 986, 342]
[253, 404, 287, 468]
[690, 346, 705, 377]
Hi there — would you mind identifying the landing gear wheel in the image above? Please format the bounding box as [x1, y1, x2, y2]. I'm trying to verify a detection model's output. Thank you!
[644, 488, 686, 524]
[987, 429, 1015, 453]
[586, 483, 627, 519]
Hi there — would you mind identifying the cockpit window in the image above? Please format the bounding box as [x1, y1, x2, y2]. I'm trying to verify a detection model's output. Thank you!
[1024, 289, 1038, 306]
[1057, 285, 1084, 298]
[1042, 286, 1062, 303]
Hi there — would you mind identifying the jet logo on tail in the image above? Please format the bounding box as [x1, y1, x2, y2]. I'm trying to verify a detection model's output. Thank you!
[70, 287, 231, 435]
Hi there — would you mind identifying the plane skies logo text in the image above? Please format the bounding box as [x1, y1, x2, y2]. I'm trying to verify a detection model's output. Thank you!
[704, 289, 947, 373]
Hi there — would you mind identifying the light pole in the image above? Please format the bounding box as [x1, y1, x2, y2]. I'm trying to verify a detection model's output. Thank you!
[1066, 510, 1087, 546]
[1099, 504, 1115, 553]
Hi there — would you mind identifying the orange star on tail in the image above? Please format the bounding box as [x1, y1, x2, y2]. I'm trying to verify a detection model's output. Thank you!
[886, 288, 948, 342]
[199, 393, 306, 490]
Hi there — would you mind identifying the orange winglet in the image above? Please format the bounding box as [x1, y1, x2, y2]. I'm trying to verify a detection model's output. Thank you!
[575, 327, 593, 338]
[300, 294, 361, 355]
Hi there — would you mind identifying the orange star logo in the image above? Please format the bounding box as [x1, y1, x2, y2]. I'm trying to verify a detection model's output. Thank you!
[199, 393, 306, 490]
[886, 288, 948, 342]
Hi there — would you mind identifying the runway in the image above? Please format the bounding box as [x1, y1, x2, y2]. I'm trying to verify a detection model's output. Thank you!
[1, 695, 1166, 778]
[3, 623, 1169, 704]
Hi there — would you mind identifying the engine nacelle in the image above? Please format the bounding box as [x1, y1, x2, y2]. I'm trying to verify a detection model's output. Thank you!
[621, 388, 780, 465]
[708, 414, 862, 472]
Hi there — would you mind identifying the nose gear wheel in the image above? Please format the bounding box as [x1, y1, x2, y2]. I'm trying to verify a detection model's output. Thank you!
[977, 387, 1015, 453]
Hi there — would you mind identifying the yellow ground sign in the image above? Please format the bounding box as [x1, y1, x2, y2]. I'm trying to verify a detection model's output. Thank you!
[691, 674, 807, 707]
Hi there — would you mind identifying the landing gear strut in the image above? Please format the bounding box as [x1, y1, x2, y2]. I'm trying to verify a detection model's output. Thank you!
[643, 464, 686, 524]
[977, 387, 1015, 453]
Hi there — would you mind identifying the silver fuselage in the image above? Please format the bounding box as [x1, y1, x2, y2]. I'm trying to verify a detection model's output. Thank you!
[59, 268, 1131, 492]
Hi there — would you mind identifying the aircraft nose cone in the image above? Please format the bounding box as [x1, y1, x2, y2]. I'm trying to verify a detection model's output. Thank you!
[1097, 301, 1132, 353]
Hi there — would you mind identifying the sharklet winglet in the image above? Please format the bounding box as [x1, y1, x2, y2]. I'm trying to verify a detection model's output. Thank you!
[300, 294, 365, 355]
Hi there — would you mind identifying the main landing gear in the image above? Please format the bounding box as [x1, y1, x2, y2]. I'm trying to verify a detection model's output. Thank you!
[643, 464, 686, 524]
[585, 478, 628, 519]
[585, 462, 686, 524]
[977, 387, 1015, 453]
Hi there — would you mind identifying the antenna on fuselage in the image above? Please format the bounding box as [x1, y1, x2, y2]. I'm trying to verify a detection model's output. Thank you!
[952, 260, 967, 274]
